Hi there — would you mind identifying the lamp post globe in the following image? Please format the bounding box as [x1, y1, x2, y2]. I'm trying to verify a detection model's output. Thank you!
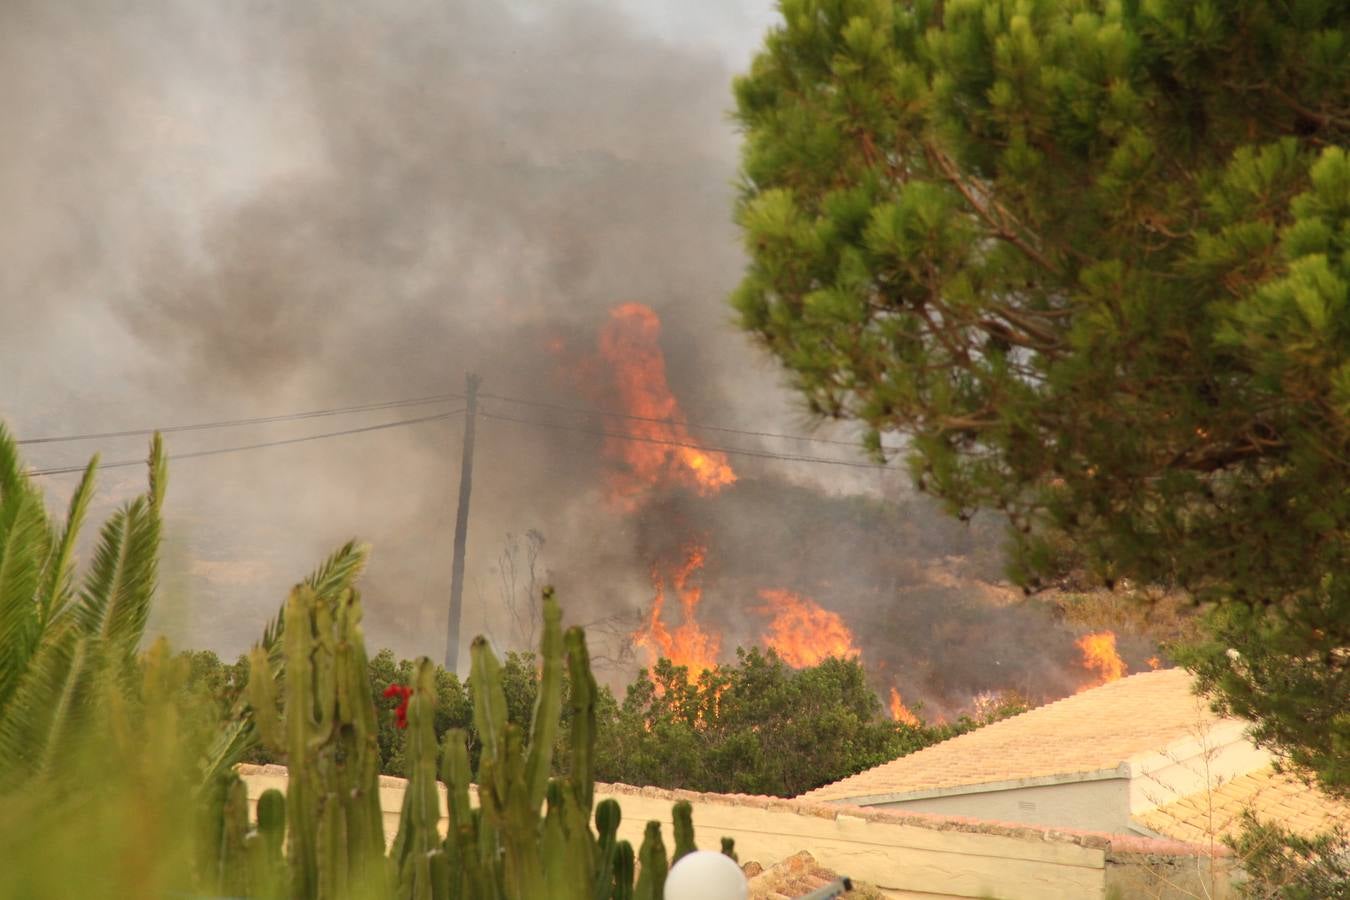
[665, 850, 748, 900]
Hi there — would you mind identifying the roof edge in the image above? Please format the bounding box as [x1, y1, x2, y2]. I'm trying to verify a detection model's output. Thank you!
[1124, 719, 1259, 778]
[814, 764, 1131, 807]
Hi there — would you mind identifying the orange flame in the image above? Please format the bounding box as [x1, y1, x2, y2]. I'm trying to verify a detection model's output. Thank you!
[889, 687, 920, 726]
[1076, 631, 1127, 690]
[756, 589, 860, 668]
[598, 303, 736, 509]
[634, 545, 720, 677]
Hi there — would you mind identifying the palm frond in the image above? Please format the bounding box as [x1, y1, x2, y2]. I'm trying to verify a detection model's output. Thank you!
[198, 717, 258, 787]
[0, 625, 98, 784]
[72, 499, 159, 659]
[304, 539, 369, 600]
[0, 422, 26, 503]
[71, 439, 165, 661]
[38, 456, 98, 629]
[255, 540, 368, 660]
[0, 489, 53, 717]
[71, 505, 129, 636]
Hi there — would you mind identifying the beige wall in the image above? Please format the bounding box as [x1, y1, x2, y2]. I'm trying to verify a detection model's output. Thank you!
[879, 778, 1133, 834]
[238, 766, 1232, 900]
[605, 786, 1106, 900]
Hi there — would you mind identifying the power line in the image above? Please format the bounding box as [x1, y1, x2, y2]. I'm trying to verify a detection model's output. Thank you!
[16, 393, 465, 446]
[27, 410, 465, 477]
[16, 385, 897, 455]
[477, 390, 899, 451]
[477, 409, 898, 471]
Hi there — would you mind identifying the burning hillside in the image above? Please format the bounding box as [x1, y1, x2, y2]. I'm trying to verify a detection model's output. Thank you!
[1076, 631, 1127, 690]
[634, 544, 721, 677]
[755, 589, 860, 668]
[562, 302, 1154, 720]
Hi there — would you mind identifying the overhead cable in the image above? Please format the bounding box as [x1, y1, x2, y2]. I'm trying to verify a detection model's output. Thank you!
[477, 389, 899, 451]
[27, 410, 464, 477]
[17, 393, 465, 445]
[477, 408, 897, 471]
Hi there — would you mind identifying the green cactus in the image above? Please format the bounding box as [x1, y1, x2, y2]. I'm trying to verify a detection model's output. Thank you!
[612, 842, 636, 900]
[224, 585, 735, 900]
[249, 789, 287, 898]
[671, 802, 696, 865]
[220, 774, 253, 896]
[391, 659, 447, 900]
[593, 799, 623, 900]
[246, 582, 388, 899]
[633, 821, 668, 900]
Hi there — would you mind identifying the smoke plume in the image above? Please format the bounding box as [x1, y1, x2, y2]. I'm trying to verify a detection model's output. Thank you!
[0, 0, 1145, 715]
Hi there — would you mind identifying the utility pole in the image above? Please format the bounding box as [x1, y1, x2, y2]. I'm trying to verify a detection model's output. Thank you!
[445, 373, 480, 674]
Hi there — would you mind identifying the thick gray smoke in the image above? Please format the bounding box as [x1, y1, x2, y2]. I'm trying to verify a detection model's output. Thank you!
[0, 0, 1143, 712]
[2, 0, 770, 643]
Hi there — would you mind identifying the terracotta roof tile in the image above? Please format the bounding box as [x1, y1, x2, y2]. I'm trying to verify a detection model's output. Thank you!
[1137, 767, 1350, 842]
[799, 668, 1223, 803]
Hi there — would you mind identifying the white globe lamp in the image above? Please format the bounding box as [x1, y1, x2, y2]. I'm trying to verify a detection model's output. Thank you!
[665, 850, 748, 900]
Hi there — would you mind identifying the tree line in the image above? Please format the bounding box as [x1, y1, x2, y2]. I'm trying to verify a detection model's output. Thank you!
[180, 644, 1014, 799]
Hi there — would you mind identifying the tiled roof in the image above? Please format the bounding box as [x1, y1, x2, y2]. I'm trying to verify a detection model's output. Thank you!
[800, 668, 1224, 803]
[1136, 766, 1350, 842]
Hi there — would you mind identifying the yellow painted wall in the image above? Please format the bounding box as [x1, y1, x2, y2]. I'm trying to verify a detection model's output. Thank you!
[237, 766, 1230, 900]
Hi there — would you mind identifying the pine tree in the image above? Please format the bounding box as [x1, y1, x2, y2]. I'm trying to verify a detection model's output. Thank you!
[732, 0, 1349, 793]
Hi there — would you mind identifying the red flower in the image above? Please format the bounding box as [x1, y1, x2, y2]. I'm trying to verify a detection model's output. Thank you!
[383, 683, 413, 729]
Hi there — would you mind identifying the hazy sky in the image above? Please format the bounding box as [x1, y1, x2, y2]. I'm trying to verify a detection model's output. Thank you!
[1, 0, 909, 661]
[0, 2, 1122, 710]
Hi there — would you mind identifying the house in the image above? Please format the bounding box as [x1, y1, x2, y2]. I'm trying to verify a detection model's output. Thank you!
[797, 668, 1347, 843]
[236, 669, 1349, 897]
[239, 763, 1238, 899]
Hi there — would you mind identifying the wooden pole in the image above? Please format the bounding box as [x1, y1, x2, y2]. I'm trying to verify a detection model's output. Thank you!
[445, 373, 480, 673]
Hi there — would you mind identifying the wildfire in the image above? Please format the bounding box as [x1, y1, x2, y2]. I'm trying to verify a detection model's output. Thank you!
[1076, 630, 1127, 690]
[756, 589, 860, 668]
[634, 545, 721, 677]
[597, 303, 736, 509]
[889, 687, 920, 727]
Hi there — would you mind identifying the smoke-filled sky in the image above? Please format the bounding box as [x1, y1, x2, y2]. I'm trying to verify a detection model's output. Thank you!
[1, 0, 893, 649]
[1, 1, 1130, 707]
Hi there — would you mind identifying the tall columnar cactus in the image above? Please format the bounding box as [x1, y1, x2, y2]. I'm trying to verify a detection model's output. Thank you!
[245, 582, 388, 899]
[390, 657, 448, 900]
[224, 585, 738, 899]
[396, 588, 739, 900]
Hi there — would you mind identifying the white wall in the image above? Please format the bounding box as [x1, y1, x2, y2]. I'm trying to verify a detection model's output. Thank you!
[879, 778, 1133, 834]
